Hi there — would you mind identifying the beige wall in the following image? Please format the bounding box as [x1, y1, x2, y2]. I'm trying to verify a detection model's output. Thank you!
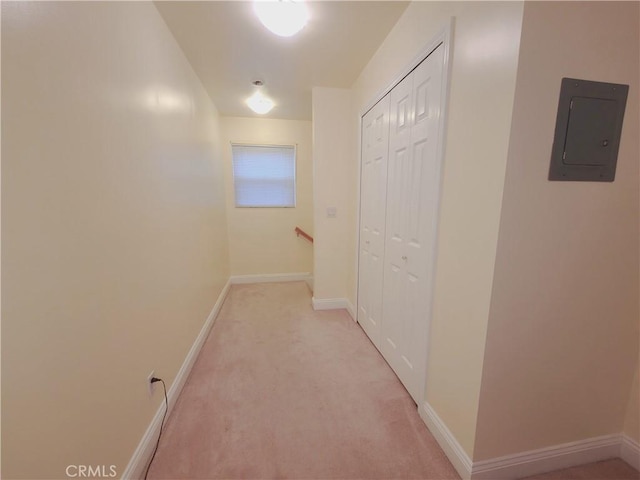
[1, 2, 230, 478]
[312, 87, 355, 301]
[350, 1, 524, 457]
[624, 366, 640, 442]
[220, 117, 313, 277]
[474, 1, 640, 460]
[346, 103, 360, 309]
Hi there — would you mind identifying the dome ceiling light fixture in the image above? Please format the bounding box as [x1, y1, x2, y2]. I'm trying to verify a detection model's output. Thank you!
[253, 0, 310, 38]
[246, 80, 275, 115]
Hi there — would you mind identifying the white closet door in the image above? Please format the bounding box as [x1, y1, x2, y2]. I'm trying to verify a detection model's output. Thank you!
[357, 94, 390, 349]
[382, 44, 444, 403]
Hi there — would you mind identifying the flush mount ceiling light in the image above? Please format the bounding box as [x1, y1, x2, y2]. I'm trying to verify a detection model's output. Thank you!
[246, 80, 275, 114]
[253, 0, 309, 38]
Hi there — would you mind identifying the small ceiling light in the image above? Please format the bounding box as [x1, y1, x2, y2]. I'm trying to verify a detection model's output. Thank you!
[253, 0, 310, 38]
[246, 81, 274, 114]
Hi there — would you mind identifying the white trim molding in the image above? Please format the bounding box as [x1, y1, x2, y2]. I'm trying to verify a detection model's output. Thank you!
[419, 401, 636, 480]
[360, 17, 454, 118]
[620, 434, 640, 471]
[311, 297, 350, 311]
[230, 272, 312, 285]
[345, 301, 356, 320]
[420, 402, 473, 479]
[356, 19, 454, 404]
[122, 280, 232, 480]
[471, 434, 622, 479]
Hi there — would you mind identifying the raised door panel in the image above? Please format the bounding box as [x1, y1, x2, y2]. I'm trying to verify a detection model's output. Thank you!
[382, 72, 414, 377]
[403, 45, 444, 403]
[358, 110, 374, 337]
[357, 95, 390, 349]
[382, 44, 444, 403]
[357, 112, 373, 340]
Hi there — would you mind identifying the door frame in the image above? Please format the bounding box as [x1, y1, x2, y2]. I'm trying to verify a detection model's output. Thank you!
[355, 17, 454, 406]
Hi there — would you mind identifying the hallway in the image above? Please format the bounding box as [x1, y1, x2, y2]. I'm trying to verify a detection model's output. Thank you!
[147, 282, 459, 479]
[3, 2, 639, 477]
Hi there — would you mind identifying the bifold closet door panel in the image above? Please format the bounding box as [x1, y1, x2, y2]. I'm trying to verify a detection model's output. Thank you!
[382, 44, 445, 403]
[382, 70, 414, 382]
[357, 94, 390, 350]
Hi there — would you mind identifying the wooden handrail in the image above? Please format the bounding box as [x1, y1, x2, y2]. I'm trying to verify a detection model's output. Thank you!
[294, 226, 313, 243]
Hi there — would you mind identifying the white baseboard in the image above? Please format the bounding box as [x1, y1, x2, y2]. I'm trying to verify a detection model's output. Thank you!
[419, 403, 633, 480]
[471, 434, 622, 479]
[122, 279, 637, 480]
[620, 434, 640, 471]
[311, 297, 350, 311]
[346, 301, 356, 320]
[122, 279, 231, 480]
[230, 272, 311, 285]
[420, 402, 473, 479]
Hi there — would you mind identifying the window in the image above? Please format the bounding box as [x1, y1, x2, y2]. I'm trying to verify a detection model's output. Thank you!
[231, 144, 296, 207]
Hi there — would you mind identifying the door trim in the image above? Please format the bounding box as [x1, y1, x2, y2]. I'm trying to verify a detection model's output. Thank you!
[359, 18, 454, 118]
[355, 17, 454, 407]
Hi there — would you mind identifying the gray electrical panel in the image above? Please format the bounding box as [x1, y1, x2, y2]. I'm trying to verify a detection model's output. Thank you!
[549, 78, 628, 182]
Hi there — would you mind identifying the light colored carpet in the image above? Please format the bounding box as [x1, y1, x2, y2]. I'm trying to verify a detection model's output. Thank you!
[148, 281, 459, 479]
[148, 282, 640, 480]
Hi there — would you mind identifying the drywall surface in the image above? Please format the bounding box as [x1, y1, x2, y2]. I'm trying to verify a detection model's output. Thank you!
[351, 1, 524, 457]
[312, 87, 354, 301]
[346, 109, 360, 310]
[475, 1, 640, 460]
[1, 2, 229, 477]
[624, 366, 640, 442]
[220, 117, 313, 276]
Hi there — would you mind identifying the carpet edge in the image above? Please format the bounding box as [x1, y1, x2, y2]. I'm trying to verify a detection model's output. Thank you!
[121, 279, 232, 480]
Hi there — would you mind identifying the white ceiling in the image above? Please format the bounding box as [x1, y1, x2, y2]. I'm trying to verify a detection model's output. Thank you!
[155, 1, 409, 120]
